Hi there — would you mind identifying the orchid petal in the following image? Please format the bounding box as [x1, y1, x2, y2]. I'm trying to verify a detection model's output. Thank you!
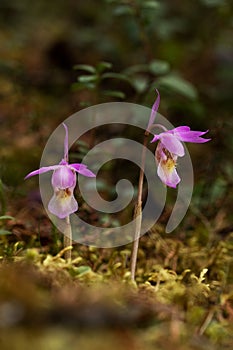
[70, 164, 96, 177]
[51, 166, 76, 189]
[155, 141, 167, 162]
[24, 165, 61, 179]
[157, 160, 180, 188]
[48, 188, 78, 219]
[151, 134, 161, 143]
[160, 133, 185, 157]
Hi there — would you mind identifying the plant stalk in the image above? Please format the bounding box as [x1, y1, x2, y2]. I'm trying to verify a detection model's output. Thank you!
[64, 215, 72, 261]
[130, 131, 149, 281]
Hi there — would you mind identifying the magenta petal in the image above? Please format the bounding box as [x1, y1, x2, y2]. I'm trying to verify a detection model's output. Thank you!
[157, 161, 180, 188]
[174, 129, 210, 143]
[48, 189, 78, 219]
[160, 133, 185, 157]
[24, 165, 61, 179]
[171, 126, 191, 133]
[51, 166, 76, 189]
[70, 164, 96, 177]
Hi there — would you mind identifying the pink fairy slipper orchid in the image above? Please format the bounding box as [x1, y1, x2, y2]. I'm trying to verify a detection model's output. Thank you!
[130, 90, 211, 282]
[151, 126, 210, 188]
[25, 123, 95, 219]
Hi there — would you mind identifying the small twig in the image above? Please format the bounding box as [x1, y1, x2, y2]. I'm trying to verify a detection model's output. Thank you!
[197, 309, 215, 335]
[63, 215, 72, 261]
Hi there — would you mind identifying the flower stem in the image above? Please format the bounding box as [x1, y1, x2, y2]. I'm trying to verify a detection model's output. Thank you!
[64, 215, 72, 261]
[130, 131, 149, 281]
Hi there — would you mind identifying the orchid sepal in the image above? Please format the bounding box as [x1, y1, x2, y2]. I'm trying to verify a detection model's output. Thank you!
[24, 165, 62, 179]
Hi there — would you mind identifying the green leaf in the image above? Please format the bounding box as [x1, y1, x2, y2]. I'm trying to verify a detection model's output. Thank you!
[200, 0, 225, 7]
[0, 215, 14, 220]
[78, 75, 98, 83]
[113, 5, 134, 16]
[0, 229, 12, 235]
[75, 140, 90, 148]
[76, 265, 92, 275]
[102, 90, 125, 99]
[101, 72, 130, 82]
[141, 1, 160, 10]
[77, 146, 90, 154]
[73, 64, 96, 74]
[149, 59, 170, 75]
[96, 61, 112, 73]
[123, 64, 149, 75]
[156, 74, 198, 100]
[131, 76, 149, 93]
[71, 82, 96, 91]
[79, 101, 92, 107]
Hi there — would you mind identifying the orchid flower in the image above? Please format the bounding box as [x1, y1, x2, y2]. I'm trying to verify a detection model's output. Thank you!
[130, 91, 211, 281]
[151, 125, 210, 188]
[25, 123, 95, 219]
